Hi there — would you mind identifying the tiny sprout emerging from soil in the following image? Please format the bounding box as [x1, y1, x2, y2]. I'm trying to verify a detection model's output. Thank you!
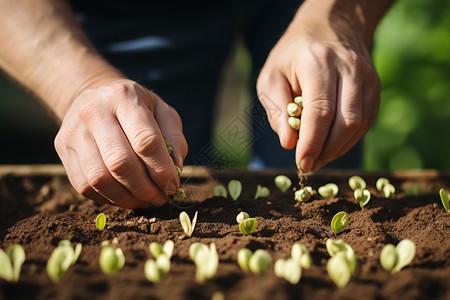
[331, 211, 349, 234]
[326, 239, 357, 288]
[145, 254, 171, 283]
[294, 186, 312, 202]
[239, 218, 258, 235]
[287, 102, 302, 117]
[236, 211, 250, 224]
[318, 183, 338, 198]
[213, 185, 227, 198]
[291, 243, 312, 269]
[439, 188, 449, 213]
[149, 240, 174, 259]
[189, 242, 219, 283]
[95, 213, 106, 230]
[288, 117, 301, 131]
[380, 239, 416, 273]
[376, 177, 390, 192]
[172, 187, 186, 202]
[254, 185, 270, 199]
[179, 211, 198, 238]
[354, 188, 371, 208]
[248, 249, 272, 275]
[228, 179, 242, 200]
[274, 175, 292, 192]
[0, 244, 25, 282]
[237, 248, 253, 272]
[348, 175, 366, 191]
[99, 245, 125, 275]
[47, 240, 82, 282]
[383, 184, 396, 199]
[274, 258, 302, 285]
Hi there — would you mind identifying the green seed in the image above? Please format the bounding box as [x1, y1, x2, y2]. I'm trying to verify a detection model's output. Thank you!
[318, 183, 339, 198]
[95, 213, 106, 230]
[380, 244, 398, 272]
[172, 188, 186, 202]
[331, 211, 348, 234]
[293, 96, 303, 106]
[236, 211, 250, 224]
[248, 249, 272, 274]
[288, 117, 301, 131]
[376, 177, 390, 192]
[348, 175, 366, 190]
[354, 189, 371, 208]
[383, 184, 396, 199]
[274, 175, 292, 193]
[287, 103, 302, 117]
[294, 186, 312, 202]
[237, 248, 253, 272]
[239, 218, 257, 235]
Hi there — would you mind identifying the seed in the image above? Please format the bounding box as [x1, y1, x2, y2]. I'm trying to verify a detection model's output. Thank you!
[288, 117, 301, 131]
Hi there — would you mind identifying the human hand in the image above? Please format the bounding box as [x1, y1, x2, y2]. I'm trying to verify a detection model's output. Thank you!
[54, 80, 187, 209]
[257, 0, 390, 172]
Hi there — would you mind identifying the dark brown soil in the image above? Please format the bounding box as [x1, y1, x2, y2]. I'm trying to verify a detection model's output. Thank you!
[1, 165, 449, 300]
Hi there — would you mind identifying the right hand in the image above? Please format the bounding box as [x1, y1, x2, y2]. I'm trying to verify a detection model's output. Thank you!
[54, 79, 188, 209]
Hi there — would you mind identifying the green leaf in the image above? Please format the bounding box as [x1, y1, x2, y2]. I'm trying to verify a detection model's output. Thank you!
[331, 211, 349, 234]
[236, 211, 250, 224]
[348, 176, 367, 190]
[189, 242, 209, 262]
[47, 246, 74, 282]
[162, 240, 174, 258]
[354, 189, 371, 208]
[99, 246, 125, 275]
[144, 259, 164, 283]
[291, 243, 312, 269]
[248, 249, 272, 274]
[275, 258, 301, 285]
[318, 183, 339, 198]
[327, 252, 351, 288]
[193, 243, 218, 283]
[7, 244, 25, 281]
[383, 184, 396, 199]
[380, 244, 398, 272]
[149, 242, 164, 258]
[376, 178, 390, 192]
[239, 218, 257, 235]
[274, 175, 291, 193]
[237, 248, 253, 272]
[439, 188, 449, 212]
[179, 211, 198, 237]
[156, 254, 171, 274]
[0, 249, 14, 281]
[73, 243, 82, 265]
[213, 185, 227, 198]
[392, 239, 415, 273]
[254, 185, 270, 199]
[95, 213, 106, 230]
[228, 180, 242, 200]
[325, 239, 357, 274]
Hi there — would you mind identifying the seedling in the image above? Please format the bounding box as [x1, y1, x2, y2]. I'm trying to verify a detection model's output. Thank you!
[274, 258, 302, 284]
[354, 188, 371, 208]
[383, 184, 396, 199]
[254, 185, 270, 199]
[348, 176, 366, 191]
[237, 248, 253, 272]
[288, 117, 301, 131]
[331, 211, 349, 234]
[294, 186, 312, 202]
[236, 211, 250, 224]
[274, 175, 292, 192]
[376, 177, 390, 192]
[172, 187, 186, 202]
[287, 102, 302, 117]
[145, 254, 171, 283]
[213, 185, 227, 198]
[149, 240, 174, 259]
[189, 242, 219, 283]
[325, 239, 357, 274]
[380, 239, 416, 273]
[95, 213, 106, 230]
[326, 239, 357, 288]
[179, 211, 198, 238]
[439, 188, 449, 213]
[99, 245, 125, 274]
[228, 180, 242, 200]
[241, 249, 271, 275]
[291, 243, 312, 269]
[318, 183, 338, 198]
[47, 240, 82, 282]
[0, 244, 25, 282]
[239, 218, 257, 235]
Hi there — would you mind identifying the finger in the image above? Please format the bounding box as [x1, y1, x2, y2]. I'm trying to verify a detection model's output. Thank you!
[295, 52, 338, 172]
[115, 92, 180, 195]
[257, 72, 298, 149]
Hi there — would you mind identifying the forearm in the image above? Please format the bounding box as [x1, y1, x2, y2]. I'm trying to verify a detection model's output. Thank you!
[0, 0, 124, 121]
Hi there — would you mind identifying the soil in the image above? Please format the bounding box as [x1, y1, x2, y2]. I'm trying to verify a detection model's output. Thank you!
[0, 165, 449, 300]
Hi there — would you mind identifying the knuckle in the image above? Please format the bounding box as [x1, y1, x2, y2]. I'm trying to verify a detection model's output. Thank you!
[85, 167, 110, 191]
[131, 129, 160, 156]
[309, 99, 335, 121]
[103, 146, 133, 175]
[78, 102, 101, 123]
[342, 112, 362, 132]
[310, 42, 335, 65]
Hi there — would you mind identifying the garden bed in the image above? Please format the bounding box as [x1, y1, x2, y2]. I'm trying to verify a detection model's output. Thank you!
[0, 165, 449, 300]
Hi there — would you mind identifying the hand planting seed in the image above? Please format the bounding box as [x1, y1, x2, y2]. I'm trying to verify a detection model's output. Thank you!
[383, 183, 396, 199]
[376, 177, 390, 192]
[179, 211, 198, 238]
[380, 239, 415, 273]
[331, 211, 349, 234]
[274, 175, 292, 192]
[354, 189, 371, 208]
[291, 243, 312, 269]
[237, 248, 253, 272]
[149, 240, 174, 259]
[248, 249, 272, 274]
[145, 254, 171, 283]
[228, 179, 242, 200]
[0, 244, 25, 282]
[47, 240, 82, 282]
[294, 186, 312, 202]
[99, 245, 125, 275]
[95, 213, 106, 230]
[254, 185, 270, 199]
[236, 211, 250, 224]
[348, 175, 366, 191]
[213, 185, 228, 198]
[239, 218, 257, 235]
[287, 103, 302, 117]
[326, 239, 358, 288]
[274, 258, 302, 285]
[287, 96, 303, 131]
[288, 117, 301, 131]
[189, 242, 219, 283]
[439, 188, 449, 212]
[318, 183, 338, 198]
[165, 139, 186, 202]
[172, 187, 186, 202]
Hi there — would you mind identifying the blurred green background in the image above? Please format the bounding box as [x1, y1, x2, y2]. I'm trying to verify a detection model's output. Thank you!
[1, 0, 449, 169]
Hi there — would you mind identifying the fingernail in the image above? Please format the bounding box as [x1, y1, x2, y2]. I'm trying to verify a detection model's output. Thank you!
[300, 156, 314, 173]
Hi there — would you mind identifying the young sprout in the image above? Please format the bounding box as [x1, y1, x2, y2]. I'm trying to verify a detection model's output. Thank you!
[149, 240, 174, 259]
[145, 254, 171, 283]
[172, 187, 186, 202]
[318, 183, 339, 198]
[380, 239, 416, 273]
[213, 185, 228, 198]
[179, 211, 198, 238]
[274, 175, 292, 192]
[95, 213, 106, 230]
[237, 248, 253, 272]
[376, 177, 390, 192]
[354, 188, 371, 208]
[228, 179, 242, 200]
[439, 188, 449, 213]
[383, 184, 396, 199]
[287, 103, 302, 117]
[239, 218, 258, 235]
[331, 211, 349, 234]
[254, 185, 270, 199]
[58, 240, 82, 265]
[291, 243, 312, 269]
[248, 249, 272, 274]
[99, 245, 125, 275]
[189, 242, 219, 283]
[288, 117, 301, 131]
[326, 239, 357, 288]
[236, 211, 250, 224]
[47, 240, 82, 282]
[348, 175, 366, 191]
[325, 239, 358, 274]
[294, 186, 312, 202]
[274, 258, 302, 285]
[0, 244, 25, 282]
